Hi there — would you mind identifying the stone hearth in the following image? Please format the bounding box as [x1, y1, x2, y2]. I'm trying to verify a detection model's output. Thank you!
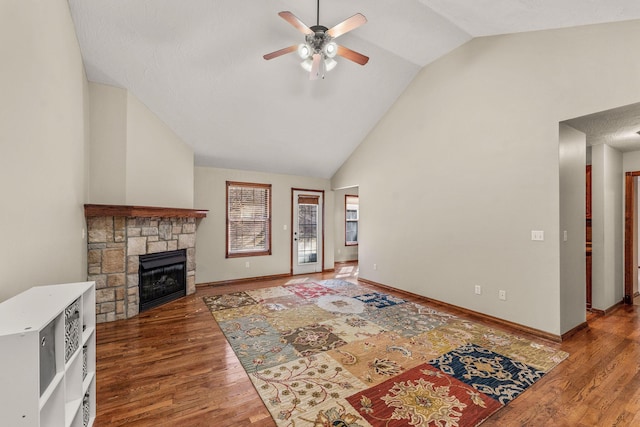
[84, 204, 207, 323]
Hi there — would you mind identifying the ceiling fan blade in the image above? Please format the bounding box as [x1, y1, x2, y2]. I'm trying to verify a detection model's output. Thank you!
[278, 11, 313, 35]
[337, 45, 369, 66]
[310, 53, 321, 80]
[263, 45, 298, 61]
[326, 13, 367, 38]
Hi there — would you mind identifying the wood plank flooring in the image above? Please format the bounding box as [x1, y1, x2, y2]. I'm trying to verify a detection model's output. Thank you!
[94, 265, 640, 426]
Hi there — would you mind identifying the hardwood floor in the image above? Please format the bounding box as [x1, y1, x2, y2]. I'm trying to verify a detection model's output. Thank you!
[95, 265, 640, 426]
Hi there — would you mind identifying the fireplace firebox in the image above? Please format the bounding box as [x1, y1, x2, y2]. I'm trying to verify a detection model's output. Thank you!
[138, 249, 187, 312]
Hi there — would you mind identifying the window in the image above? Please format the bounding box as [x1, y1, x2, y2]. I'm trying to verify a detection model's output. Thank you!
[345, 195, 358, 246]
[226, 181, 271, 257]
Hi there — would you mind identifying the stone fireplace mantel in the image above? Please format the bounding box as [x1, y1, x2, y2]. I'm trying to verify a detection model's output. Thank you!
[84, 204, 208, 323]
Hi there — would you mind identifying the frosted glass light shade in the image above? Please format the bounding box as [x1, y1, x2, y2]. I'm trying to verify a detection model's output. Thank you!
[297, 44, 311, 59]
[324, 42, 337, 58]
[301, 58, 313, 72]
[324, 57, 337, 71]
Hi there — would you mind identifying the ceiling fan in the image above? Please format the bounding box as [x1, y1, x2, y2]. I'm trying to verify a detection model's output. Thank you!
[263, 0, 369, 80]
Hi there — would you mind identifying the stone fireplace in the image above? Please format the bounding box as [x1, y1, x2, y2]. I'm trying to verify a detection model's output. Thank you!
[84, 204, 208, 323]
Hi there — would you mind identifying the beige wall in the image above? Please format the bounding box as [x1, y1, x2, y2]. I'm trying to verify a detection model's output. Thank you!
[125, 92, 194, 208]
[0, 0, 89, 301]
[623, 151, 640, 172]
[591, 144, 624, 311]
[558, 124, 586, 332]
[88, 83, 127, 204]
[194, 167, 334, 283]
[88, 82, 194, 208]
[334, 187, 359, 262]
[332, 20, 640, 336]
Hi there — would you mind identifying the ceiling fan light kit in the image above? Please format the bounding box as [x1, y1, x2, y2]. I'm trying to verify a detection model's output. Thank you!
[324, 42, 337, 58]
[263, 0, 369, 80]
[297, 44, 312, 59]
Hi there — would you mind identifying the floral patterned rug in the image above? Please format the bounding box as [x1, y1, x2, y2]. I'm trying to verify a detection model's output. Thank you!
[204, 279, 568, 427]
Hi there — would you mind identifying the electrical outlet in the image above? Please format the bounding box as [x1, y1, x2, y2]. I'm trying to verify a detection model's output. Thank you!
[531, 230, 544, 241]
[245, 261, 250, 268]
[474, 285, 482, 295]
[499, 290, 507, 301]
[373, 263, 377, 270]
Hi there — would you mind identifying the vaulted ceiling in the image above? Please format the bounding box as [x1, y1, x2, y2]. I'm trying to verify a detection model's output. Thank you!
[68, 0, 640, 178]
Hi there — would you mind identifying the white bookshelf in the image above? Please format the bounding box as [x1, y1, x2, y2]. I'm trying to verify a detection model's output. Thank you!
[0, 282, 96, 427]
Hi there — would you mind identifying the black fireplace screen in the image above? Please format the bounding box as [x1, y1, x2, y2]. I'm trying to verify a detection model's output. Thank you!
[138, 249, 187, 312]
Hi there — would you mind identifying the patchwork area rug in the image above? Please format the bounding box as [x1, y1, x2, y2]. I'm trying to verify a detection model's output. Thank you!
[204, 279, 568, 427]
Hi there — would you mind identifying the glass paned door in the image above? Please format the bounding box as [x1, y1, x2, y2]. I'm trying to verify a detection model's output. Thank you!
[298, 203, 318, 264]
[293, 190, 323, 274]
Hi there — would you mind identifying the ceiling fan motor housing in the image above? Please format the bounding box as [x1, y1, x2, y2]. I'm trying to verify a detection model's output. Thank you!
[307, 25, 331, 52]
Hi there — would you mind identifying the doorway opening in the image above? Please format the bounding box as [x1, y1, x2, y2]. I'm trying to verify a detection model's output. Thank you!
[624, 172, 640, 305]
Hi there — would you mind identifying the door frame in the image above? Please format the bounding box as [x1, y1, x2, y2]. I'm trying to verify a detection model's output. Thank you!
[624, 171, 640, 305]
[290, 188, 325, 275]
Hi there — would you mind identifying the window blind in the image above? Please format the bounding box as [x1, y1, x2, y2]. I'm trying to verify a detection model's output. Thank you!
[226, 182, 271, 256]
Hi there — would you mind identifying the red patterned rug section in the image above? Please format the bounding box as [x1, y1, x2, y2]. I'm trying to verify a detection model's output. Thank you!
[346, 363, 503, 427]
[286, 282, 338, 299]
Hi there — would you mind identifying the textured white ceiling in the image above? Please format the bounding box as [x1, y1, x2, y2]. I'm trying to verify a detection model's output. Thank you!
[564, 103, 640, 152]
[421, 0, 640, 36]
[68, 0, 640, 178]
